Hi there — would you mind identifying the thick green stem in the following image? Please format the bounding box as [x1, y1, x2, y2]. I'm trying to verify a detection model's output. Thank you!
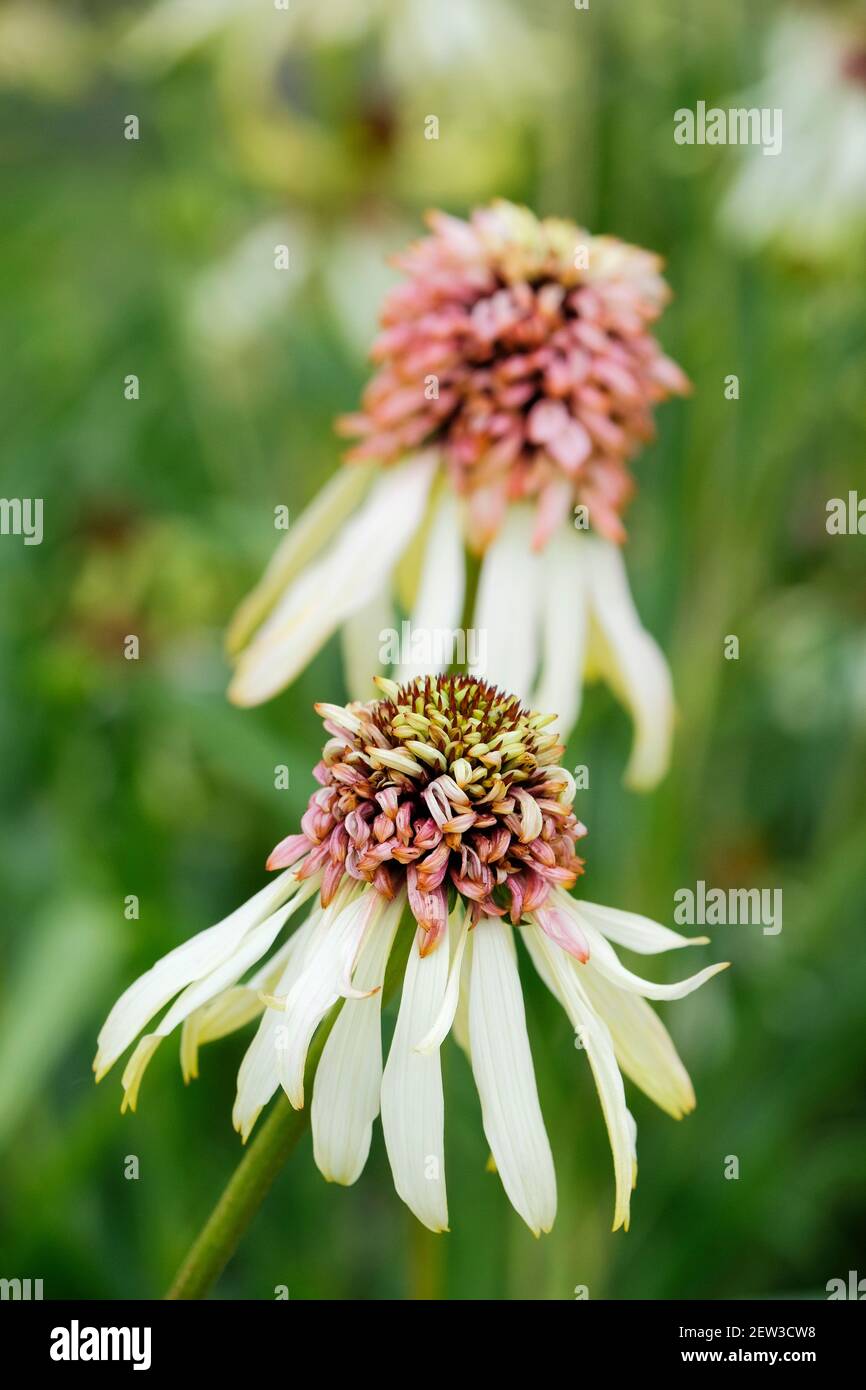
[165, 926, 411, 1300]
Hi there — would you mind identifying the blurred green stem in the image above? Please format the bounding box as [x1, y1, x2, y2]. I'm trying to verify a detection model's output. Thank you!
[165, 927, 411, 1300]
[165, 1066, 316, 1300]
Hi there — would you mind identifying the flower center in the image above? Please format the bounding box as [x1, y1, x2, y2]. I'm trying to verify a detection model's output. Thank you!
[274, 676, 587, 940]
[336, 201, 689, 548]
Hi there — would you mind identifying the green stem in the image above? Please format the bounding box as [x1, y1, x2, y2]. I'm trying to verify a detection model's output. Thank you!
[165, 926, 411, 1300]
[165, 1066, 315, 1300]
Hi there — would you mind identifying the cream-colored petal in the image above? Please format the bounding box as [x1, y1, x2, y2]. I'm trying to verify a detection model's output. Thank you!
[232, 911, 320, 1141]
[469, 504, 543, 702]
[558, 889, 709, 954]
[381, 926, 449, 1232]
[277, 889, 379, 1109]
[311, 893, 404, 1184]
[578, 921, 730, 1001]
[226, 462, 375, 656]
[469, 919, 557, 1236]
[340, 580, 396, 704]
[120, 880, 319, 1109]
[531, 524, 588, 736]
[413, 904, 471, 1054]
[583, 535, 674, 790]
[180, 935, 298, 1083]
[578, 964, 696, 1120]
[229, 452, 437, 706]
[524, 924, 633, 1231]
[94, 868, 302, 1081]
[156, 877, 319, 1040]
[395, 486, 466, 684]
[451, 929, 473, 1061]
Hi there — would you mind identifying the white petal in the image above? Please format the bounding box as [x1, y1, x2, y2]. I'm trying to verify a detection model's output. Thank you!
[583, 535, 674, 790]
[381, 927, 449, 1232]
[578, 965, 696, 1119]
[451, 930, 473, 1061]
[469, 919, 557, 1236]
[395, 486, 466, 684]
[120, 879, 320, 1109]
[559, 890, 709, 954]
[626, 1107, 638, 1187]
[180, 934, 298, 1082]
[277, 889, 380, 1109]
[578, 920, 730, 1001]
[524, 924, 633, 1231]
[469, 504, 543, 702]
[531, 525, 588, 735]
[413, 904, 471, 1054]
[233, 912, 320, 1141]
[311, 893, 404, 1184]
[157, 877, 320, 1039]
[229, 451, 437, 706]
[340, 580, 396, 704]
[94, 869, 302, 1080]
[226, 462, 375, 655]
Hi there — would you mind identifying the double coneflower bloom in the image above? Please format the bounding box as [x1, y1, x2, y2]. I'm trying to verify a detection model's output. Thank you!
[95, 676, 726, 1234]
[227, 200, 689, 789]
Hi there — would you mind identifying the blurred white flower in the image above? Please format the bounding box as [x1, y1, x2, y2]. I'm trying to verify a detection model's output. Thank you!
[0, 1, 92, 99]
[185, 217, 309, 360]
[722, 12, 866, 262]
[123, 0, 552, 97]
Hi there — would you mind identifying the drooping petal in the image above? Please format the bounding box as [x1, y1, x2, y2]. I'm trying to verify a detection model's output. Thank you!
[381, 925, 450, 1232]
[626, 1107, 638, 1188]
[180, 934, 298, 1083]
[340, 578, 396, 704]
[233, 911, 321, 1141]
[395, 485, 466, 684]
[226, 462, 375, 656]
[531, 524, 588, 738]
[469, 919, 557, 1236]
[311, 892, 404, 1185]
[228, 451, 437, 706]
[578, 920, 730, 1001]
[119, 877, 320, 1110]
[524, 923, 633, 1231]
[94, 868, 303, 1081]
[451, 929, 473, 1061]
[578, 965, 696, 1120]
[277, 889, 381, 1109]
[582, 535, 674, 791]
[469, 505, 543, 702]
[571, 894, 709, 954]
[413, 904, 471, 1054]
[534, 902, 591, 963]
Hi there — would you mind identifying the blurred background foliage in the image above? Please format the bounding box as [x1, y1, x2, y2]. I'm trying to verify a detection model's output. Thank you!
[1, 0, 865, 1300]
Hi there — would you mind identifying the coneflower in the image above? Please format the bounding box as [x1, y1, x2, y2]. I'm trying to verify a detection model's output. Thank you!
[95, 676, 727, 1235]
[722, 11, 866, 261]
[227, 201, 689, 789]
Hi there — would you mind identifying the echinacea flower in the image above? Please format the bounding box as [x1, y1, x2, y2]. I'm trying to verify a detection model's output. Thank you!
[227, 201, 689, 789]
[721, 11, 866, 263]
[95, 676, 727, 1234]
